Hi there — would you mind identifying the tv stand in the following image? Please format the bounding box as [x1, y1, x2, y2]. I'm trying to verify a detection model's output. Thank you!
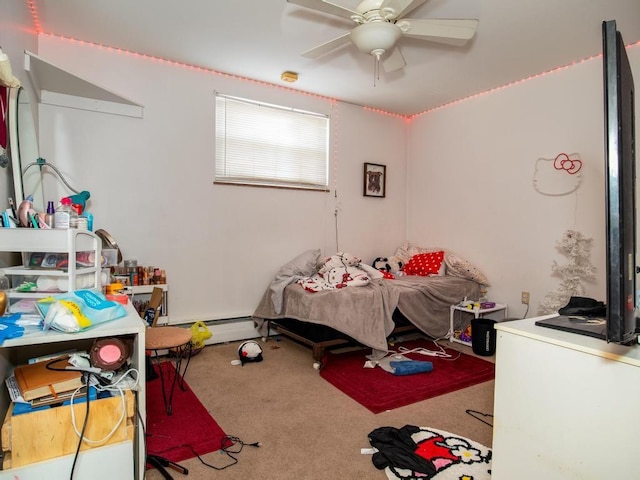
[492, 315, 640, 479]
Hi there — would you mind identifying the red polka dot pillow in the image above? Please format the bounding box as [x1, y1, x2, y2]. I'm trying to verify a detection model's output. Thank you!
[403, 251, 445, 276]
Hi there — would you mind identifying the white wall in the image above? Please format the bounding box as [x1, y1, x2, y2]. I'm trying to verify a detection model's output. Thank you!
[0, 1, 37, 269]
[407, 47, 640, 318]
[26, 36, 407, 324]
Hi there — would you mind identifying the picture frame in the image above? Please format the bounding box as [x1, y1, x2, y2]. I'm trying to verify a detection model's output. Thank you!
[363, 163, 386, 198]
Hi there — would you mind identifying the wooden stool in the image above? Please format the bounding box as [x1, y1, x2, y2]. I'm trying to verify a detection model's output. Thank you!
[146, 326, 193, 416]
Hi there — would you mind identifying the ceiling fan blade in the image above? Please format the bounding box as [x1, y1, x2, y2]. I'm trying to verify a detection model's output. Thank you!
[287, 0, 359, 20]
[382, 46, 406, 72]
[301, 32, 352, 58]
[399, 18, 479, 46]
[379, 0, 427, 20]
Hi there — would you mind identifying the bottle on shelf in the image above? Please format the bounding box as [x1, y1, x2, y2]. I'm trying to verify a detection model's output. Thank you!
[45, 201, 55, 228]
[54, 197, 77, 229]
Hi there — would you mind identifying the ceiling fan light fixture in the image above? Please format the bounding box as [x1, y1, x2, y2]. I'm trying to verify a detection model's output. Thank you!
[350, 22, 400, 56]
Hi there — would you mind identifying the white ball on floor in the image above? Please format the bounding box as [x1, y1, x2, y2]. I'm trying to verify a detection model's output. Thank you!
[231, 359, 242, 366]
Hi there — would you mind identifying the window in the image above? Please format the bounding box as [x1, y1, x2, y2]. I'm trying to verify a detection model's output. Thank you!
[215, 93, 329, 190]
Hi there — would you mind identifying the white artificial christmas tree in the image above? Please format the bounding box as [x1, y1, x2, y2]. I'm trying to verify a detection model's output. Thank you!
[538, 230, 597, 315]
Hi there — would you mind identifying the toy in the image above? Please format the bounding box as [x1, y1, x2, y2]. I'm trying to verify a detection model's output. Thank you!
[372, 255, 404, 275]
[458, 324, 472, 344]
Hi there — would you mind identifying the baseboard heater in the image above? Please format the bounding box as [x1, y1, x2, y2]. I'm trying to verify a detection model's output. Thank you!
[181, 317, 262, 345]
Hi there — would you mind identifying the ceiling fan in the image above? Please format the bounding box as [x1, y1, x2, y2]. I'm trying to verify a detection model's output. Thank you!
[288, 0, 478, 72]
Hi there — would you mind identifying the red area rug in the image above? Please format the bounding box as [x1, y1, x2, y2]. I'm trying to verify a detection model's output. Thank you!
[146, 362, 227, 463]
[319, 339, 495, 413]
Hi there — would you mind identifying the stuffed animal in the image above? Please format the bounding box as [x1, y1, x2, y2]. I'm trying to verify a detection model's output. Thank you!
[373, 256, 404, 275]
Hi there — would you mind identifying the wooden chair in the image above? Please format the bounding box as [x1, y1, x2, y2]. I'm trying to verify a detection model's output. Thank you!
[144, 287, 193, 415]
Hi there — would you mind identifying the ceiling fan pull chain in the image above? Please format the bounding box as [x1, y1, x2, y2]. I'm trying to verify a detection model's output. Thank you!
[373, 51, 382, 87]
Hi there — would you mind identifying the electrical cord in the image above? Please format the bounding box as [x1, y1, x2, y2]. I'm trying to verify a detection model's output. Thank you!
[44, 357, 137, 478]
[70, 386, 126, 445]
[395, 338, 461, 361]
[69, 372, 91, 480]
[155, 436, 261, 472]
[465, 409, 494, 427]
[397, 345, 454, 359]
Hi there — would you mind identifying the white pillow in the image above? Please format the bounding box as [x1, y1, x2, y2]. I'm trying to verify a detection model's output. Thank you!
[269, 249, 322, 314]
[277, 248, 321, 277]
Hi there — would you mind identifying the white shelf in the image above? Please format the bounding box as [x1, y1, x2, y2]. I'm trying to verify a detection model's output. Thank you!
[24, 51, 143, 118]
[3, 266, 96, 277]
[0, 230, 146, 479]
[0, 441, 134, 480]
[125, 284, 169, 325]
[124, 284, 168, 294]
[0, 304, 146, 479]
[0, 229, 99, 253]
[0, 230, 102, 311]
[2, 303, 144, 348]
[449, 303, 508, 346]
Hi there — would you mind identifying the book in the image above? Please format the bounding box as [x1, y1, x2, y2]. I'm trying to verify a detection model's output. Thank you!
[30, 385, 95, 408]
[13, 355, 84, 401]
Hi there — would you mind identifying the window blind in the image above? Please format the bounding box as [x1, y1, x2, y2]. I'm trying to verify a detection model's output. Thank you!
[215, 94, 329, 190]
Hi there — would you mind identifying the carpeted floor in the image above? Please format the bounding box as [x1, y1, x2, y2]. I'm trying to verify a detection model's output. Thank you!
[144, 336, 496, 480]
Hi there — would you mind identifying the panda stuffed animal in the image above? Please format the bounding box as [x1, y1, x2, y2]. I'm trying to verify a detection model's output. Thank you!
[373, 256, 404, 275]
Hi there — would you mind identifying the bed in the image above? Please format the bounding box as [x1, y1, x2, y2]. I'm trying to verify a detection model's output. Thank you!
[252, 245, 489, 366]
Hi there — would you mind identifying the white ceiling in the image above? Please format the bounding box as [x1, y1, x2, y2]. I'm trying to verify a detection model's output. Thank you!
[24, 0, 640, 116]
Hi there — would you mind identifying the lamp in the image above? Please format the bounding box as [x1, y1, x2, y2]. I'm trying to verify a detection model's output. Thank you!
[350, 22, 401, 59]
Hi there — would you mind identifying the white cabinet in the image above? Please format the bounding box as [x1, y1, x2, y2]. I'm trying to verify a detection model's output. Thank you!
[0, 230, 146, 479]
[492, 316, 640, 479]
[0, 304, 146, 479]
[1, 229, 103, 311]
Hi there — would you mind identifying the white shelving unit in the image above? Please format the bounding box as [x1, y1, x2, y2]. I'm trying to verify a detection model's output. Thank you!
[1, 229, 102, 310]
[0, 305, 146, 479]
[0, 229, 146, 479]
[124, 284, 169, 325]
[449, 302, 508, 346]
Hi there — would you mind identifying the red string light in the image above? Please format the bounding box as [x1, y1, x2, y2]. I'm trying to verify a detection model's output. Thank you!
[25, 0, 640, 120]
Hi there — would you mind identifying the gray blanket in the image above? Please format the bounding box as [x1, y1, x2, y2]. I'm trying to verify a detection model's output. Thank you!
[253, 275, 480, 352]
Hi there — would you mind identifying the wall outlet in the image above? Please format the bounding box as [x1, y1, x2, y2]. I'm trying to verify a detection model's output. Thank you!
[521, 291, 530, 305]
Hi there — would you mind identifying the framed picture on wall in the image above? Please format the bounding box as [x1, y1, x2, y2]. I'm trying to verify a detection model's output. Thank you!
[363, 163, 386, 198]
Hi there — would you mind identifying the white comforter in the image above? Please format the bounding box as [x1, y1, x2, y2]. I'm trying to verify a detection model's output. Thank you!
[298, 252, 383, 292]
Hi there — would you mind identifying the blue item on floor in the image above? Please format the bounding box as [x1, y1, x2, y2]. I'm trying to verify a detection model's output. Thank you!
[390, 360, 433, 376]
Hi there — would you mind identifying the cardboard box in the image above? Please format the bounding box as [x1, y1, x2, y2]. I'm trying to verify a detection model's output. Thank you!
[1, 390, 134, 468]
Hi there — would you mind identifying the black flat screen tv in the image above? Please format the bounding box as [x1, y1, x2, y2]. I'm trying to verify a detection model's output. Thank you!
[602, 20, 638, 344]
[537, 20, 638, 345]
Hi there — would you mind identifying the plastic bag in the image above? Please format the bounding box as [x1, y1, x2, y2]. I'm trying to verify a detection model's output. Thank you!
[37, 289, 127, 333]
[190, 320, 212, 350]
